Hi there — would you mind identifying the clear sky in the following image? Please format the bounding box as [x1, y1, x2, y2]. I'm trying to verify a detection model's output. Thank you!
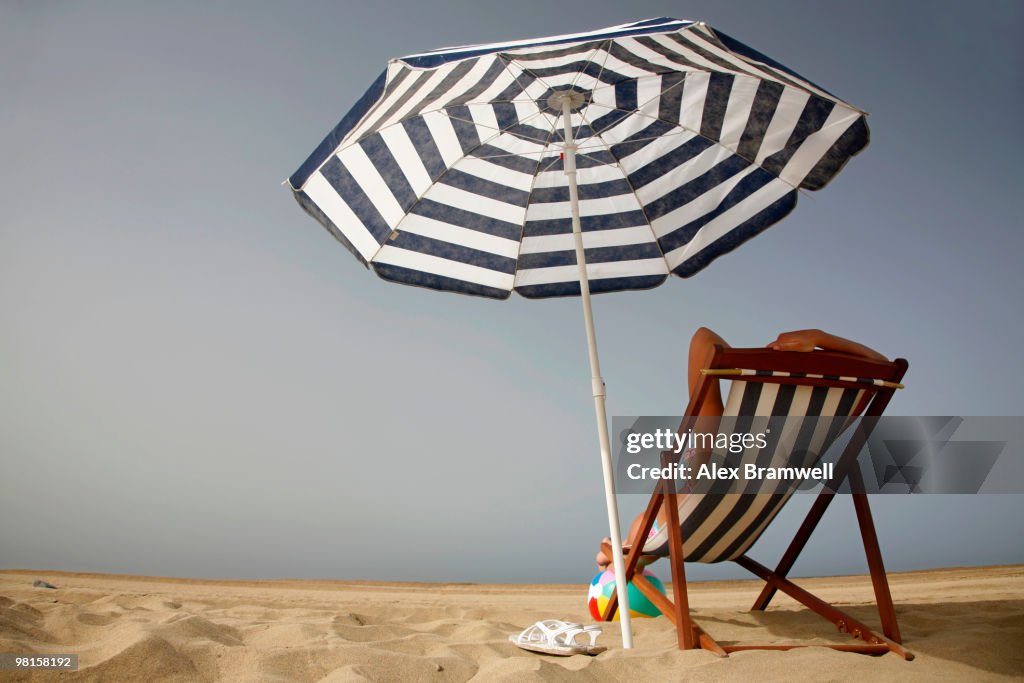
[2, 0, 1022, 583]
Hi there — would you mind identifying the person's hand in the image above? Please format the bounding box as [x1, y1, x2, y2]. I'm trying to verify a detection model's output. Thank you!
[596, 537, 612, 571]
[767, 329, 822, 353]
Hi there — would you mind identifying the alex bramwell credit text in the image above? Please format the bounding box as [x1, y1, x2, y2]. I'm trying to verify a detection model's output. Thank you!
[623, 427, 834, 482]
[626, 460, 835, 482]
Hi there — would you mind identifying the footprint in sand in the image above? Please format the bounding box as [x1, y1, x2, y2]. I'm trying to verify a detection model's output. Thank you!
[77, 612, 118, 626]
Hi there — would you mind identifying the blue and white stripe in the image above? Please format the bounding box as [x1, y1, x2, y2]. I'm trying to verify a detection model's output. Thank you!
[290, 18, 869, 299]
[643, 375, 868, 563]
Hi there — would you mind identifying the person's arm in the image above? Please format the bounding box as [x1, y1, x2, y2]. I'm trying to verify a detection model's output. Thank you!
[767, 329, 888, 362]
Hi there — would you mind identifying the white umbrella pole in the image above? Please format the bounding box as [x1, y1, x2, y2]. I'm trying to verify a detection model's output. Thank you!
[559, 96, 634, 649]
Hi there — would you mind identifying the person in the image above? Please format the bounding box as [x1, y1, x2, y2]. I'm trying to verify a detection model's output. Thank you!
[595, 327, 888, 571]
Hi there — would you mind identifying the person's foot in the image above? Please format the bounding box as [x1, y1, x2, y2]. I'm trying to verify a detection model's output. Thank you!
[595, 537, 612, 571]
[596, 537, 659, 572]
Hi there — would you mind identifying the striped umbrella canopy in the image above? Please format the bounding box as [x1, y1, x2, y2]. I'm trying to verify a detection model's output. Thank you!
[287, 17, 868, 649]
[288, 17, 868, 299]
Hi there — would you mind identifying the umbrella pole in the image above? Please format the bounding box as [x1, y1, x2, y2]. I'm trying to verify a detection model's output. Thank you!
[559, 96, 634, 649]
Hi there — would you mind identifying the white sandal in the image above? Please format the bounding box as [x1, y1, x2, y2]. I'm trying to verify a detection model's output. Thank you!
[508, 620, 606, 656]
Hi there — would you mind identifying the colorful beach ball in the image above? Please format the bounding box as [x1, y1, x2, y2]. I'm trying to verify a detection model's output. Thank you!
[587, 567, 666, 621]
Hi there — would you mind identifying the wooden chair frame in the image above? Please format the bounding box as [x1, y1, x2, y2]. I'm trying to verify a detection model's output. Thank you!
[600, 346, 913, 660]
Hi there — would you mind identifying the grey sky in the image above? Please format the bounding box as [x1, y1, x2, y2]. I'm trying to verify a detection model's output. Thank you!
[2, 1, 1022, 584]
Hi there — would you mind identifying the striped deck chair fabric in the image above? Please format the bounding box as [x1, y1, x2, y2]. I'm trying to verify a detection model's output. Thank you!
[642, 371, 874, 563]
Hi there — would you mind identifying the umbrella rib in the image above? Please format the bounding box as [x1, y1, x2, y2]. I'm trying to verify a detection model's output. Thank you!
[538, 155, 563, 173]
[586, 40, 615, 94]
[571, 104, 672, 277]
[512, 85, 565, 295]
[566, 39, 614, 99]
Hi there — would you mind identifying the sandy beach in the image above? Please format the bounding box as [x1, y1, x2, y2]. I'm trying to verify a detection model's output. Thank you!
[1, 565, 1021, 681]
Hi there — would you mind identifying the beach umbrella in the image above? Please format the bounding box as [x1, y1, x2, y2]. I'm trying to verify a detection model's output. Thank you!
[286, 17, 869, 648]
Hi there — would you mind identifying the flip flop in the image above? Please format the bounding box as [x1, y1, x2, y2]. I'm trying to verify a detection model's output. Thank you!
[508, 620, 606, 656]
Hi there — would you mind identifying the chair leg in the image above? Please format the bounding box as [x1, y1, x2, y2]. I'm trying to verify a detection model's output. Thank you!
[849, 467, 902, 642]
[631, 574, 728, 657]
[662, 475, 695, 649]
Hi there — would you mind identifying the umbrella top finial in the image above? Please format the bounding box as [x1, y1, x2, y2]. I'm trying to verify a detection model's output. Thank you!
[545, 88, 587, 113]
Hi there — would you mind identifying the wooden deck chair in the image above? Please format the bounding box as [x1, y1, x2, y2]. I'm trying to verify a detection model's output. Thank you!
[600, 346, 913, 659]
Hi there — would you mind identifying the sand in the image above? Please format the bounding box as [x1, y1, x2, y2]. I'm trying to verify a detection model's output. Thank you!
[1, 565, 1022, 681]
